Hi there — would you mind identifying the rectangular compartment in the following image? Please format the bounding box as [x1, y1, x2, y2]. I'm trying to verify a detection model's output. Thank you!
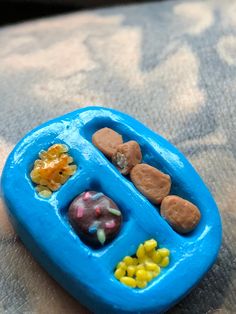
[80, 115, 205, 240]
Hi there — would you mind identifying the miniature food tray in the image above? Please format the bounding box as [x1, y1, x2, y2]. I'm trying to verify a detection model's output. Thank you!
[1, 107, 222, 313]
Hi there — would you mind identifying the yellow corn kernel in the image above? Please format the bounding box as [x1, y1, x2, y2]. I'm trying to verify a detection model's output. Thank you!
[123, 256, 134, 266]
[137, 257, 147, 265]
[120, 277, 136, 288]
[136, 270, 148, 281]
[159, 256, 170, 268]
[144, 239, 157, 252]
[117, 262, 127, 270]
[143, 256, 153, 263]
[152, 266, 161, 278]
[136, 244, 145, 259]
[36, 186, 52, 198]
[158, 248, 170, 258]
[145, 262, 159, 271]
[132, 258, 138, 265]
[36, 185, 47, 192]
[127, 266, 136, 277]
[38, 189, 52, 198]
[151, 251, 162, 264]
[145, 249, 156, 258]
[146, 271, 153, 282]
[136, 280, 147, 289]
[114, 268, 126, 280]
[136, 264, 145, 271]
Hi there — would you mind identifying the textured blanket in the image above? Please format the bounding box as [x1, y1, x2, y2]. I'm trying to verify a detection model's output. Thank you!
[0, 0, 236, 313]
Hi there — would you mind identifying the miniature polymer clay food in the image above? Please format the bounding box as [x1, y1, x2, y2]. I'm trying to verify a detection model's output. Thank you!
[160, 195, 201, 233]
[30, 144, 77, 197]
[92, 127, 123, 158]
[130, 163, 171, 204]
[112, 140, 142, 175]
[114, 239, 170, 288]
[68, 191, 122, 247]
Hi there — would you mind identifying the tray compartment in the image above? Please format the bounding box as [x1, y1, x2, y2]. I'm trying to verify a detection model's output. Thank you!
[80, 113, 205, 240]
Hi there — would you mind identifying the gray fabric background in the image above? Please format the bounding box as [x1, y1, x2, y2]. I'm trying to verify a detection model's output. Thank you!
[0, 0, 236, 313]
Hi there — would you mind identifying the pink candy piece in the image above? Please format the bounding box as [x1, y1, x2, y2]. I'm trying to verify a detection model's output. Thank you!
[83, 192, 90, 201]
[105, 220, 116, 229]
[76, 206, 84, 218]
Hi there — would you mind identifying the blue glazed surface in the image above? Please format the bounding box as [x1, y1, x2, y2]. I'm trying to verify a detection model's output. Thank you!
[1, 107, 222, 313]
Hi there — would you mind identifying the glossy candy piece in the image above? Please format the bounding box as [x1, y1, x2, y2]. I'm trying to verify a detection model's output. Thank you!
[68, 191, 122, 247]
[1, 107, 222, 314]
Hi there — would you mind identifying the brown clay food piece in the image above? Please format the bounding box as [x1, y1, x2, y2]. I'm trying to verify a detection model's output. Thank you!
[92, 128, 123, 158]
[68, 191, 122, 247]
[112, 141, 142, 175]
[160, 195, 201, 233]
[130, 163, 171, 204]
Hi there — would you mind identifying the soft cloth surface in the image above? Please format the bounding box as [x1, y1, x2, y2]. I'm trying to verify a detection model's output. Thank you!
[0, 0, 236, 313]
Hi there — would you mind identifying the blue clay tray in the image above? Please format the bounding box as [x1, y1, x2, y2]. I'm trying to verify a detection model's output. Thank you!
[1, 107, 222, 313]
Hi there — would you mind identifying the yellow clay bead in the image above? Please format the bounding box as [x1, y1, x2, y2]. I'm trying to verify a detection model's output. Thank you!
[117, 262, 127, 270]
[127, 266, 136, 277]
[136, 264, 145, 271]
[144, 239, 157, 252]
[136, 270, 148, 281]
[143, 256, 153, 263]
[146, 271, 153, 282]
[120, 277, 136, 288]
[145, 262, 159, 272]
[158, 248, 170, 258]
[159, 256, 170, 268]
[114, 268, 125, 280]
[138, 257, 147, 264]
[145, 248, 156, 258]
[123, 256, 134, 266]
[136, 280, 147, 289]
[38, 190, 52, 198]
[136, 244, 145, 259]
[152, 266, 161, 278]
[151, 251, 162, 264]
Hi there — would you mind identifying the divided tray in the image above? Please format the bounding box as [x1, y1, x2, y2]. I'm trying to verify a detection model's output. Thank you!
[1, 107, 222, 313]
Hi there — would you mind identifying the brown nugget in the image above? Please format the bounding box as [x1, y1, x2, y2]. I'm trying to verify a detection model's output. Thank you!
[130, 163, 171, 204]
[112, 140, 142, 175]
[160, 195, 201, 233]
[92, 127, 123, 158]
